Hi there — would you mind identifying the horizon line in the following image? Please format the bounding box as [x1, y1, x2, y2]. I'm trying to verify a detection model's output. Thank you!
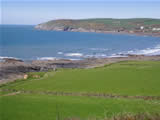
[1, 17, 160, 25]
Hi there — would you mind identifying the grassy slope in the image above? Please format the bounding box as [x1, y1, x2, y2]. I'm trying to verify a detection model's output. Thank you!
[44, 18, 160, 31]
[3, 61, 160, 96]
[1, 61, 160, 120]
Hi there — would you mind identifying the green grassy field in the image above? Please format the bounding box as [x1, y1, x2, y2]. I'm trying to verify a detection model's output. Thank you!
[1, 94, 160, 120]
[80, 18, 160, 29]
[0, 61, 160, 120]
[2, 61, 160, 96]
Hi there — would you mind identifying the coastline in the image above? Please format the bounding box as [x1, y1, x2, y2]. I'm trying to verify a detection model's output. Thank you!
[1, 55, 160, 85]
[97, 31, 160, 37]
[68, 29, 160, 37]
[35, 27, 160, 38]
[35, 18, 160, 38]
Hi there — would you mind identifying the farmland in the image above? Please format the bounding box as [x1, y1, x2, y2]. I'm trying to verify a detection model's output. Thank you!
[1, 61, 160, 120]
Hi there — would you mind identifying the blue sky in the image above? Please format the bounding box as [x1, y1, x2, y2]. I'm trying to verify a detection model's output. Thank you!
[1, 0, 160, 25]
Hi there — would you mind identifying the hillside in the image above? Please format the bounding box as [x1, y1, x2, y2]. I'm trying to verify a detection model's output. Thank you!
[1, 61, 160, 120]
[35, 18, 160, 36]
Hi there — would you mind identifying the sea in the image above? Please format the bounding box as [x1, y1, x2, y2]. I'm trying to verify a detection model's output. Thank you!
[0, 25, 160, 61]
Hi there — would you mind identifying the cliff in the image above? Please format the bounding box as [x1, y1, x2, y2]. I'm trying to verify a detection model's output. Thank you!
[35, 18, 160, 36]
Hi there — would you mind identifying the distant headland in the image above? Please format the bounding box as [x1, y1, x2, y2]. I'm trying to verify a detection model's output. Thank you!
[35, 18, 160, 37]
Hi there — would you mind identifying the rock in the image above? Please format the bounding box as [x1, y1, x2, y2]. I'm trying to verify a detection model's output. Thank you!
[23, 74, 28, 79]
[1, 55, 160, 84]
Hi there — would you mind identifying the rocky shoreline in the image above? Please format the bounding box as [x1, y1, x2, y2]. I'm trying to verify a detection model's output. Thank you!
[1, 55, 160, 84]
[35, 25, 160, 37]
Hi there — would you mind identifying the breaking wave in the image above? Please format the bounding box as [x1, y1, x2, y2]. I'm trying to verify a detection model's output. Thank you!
[125, 44, 160, 56]
[0, 56, 17, 59]
[1, 44, 160, 61]
[57, 52, 63, 55]
[37, 57, 58, 60]
[0, 56, 20, 62]
[65, 53, 83, 57]
[85, 54, 107, 58]
[89, 48, 110, 51]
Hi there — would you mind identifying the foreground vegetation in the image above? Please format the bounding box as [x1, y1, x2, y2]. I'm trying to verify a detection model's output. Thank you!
[1, 94, 160, 120]
[0, 61, 160, 120]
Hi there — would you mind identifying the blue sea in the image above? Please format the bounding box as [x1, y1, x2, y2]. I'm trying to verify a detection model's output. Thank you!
[0, 25, 160, 60]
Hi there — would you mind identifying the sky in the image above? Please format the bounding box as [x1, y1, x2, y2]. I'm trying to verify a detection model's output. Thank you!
[1, 0, 160, 25]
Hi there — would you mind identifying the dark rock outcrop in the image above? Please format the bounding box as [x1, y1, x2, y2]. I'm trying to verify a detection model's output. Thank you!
[1, 55, 160, 84]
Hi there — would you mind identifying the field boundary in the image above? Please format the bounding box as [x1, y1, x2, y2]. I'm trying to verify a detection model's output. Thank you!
[1, 91, 21, 97]
[1, 89, 160, 100]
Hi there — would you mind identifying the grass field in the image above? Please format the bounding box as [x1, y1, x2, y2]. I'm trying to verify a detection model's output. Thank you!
[0, 61, 160, 120]
[1, 94, 160, 120]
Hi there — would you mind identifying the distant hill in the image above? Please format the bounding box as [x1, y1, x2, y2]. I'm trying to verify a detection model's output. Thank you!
[35, 18, 160, 36]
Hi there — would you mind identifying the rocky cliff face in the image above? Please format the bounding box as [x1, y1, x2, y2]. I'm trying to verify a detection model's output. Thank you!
[35, 19, 160, 36]
[35, 24, 90, 32]
[35, 19, 105, 32]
